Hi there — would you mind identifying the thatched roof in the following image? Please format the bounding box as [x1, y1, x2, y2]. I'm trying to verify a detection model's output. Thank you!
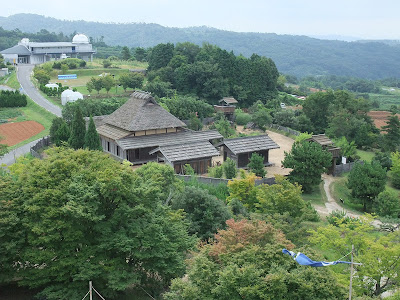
[217, 135, 280, 155]
[149, 141, 219, 162]
[103, 91, 186, 132]
[117, 129, 222, 150]
[96, 123, 131, 140]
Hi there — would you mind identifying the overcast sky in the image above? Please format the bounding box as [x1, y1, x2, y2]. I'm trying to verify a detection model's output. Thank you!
[1, 0, 400, 39]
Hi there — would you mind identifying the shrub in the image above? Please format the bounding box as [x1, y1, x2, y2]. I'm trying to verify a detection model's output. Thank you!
[234, 109, 251, 125]
[208, 165, 223, 178]
[223, 158, 237, 179]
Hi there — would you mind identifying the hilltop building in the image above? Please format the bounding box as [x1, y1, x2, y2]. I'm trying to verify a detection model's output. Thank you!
[0, 34, 95, 64]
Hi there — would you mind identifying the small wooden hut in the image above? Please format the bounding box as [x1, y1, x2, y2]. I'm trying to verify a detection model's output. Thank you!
[217, 135, 280, 168]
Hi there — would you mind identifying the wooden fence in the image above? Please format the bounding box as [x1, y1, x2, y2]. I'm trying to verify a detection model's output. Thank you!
[30, 136, 51, 159]
[176, 174, 276, 186]
[268, 124, 300, 136]
[333, 161, 363, 177]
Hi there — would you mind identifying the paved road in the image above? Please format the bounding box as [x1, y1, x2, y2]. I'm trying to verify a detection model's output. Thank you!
[0, 138, 43, 166]
[0, 85, 15, 91]
[17, 65, 62, 117]
[0, 65, 60, 166]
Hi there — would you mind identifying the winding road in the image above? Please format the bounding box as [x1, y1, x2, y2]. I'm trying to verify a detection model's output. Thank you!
[0, 65, 60, 166]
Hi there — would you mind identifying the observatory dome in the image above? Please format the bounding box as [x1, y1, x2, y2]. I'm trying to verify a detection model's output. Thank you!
[72, 34, 89, 44]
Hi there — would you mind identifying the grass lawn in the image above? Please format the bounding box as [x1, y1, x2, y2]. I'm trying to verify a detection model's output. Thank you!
[302, 182, 327, 205]
[0, 71, 20, 90]
[356, 149, 375, 162]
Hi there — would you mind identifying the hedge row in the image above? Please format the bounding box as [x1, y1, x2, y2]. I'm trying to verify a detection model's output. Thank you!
[0, 90, 27, 107]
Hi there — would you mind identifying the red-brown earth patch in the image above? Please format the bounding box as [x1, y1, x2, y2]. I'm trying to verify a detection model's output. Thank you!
[367, 111, 400, 130]
[0, 120, 44, 146]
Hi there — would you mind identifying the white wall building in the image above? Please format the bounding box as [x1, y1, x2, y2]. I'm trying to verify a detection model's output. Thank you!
[0, 34, 95, 65]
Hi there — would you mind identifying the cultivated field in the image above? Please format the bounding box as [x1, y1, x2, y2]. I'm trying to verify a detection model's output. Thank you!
[0, 120, 44, 146]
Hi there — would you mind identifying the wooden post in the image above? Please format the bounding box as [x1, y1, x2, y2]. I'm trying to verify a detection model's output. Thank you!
[89, 281, 93, 300]
[349, 245, 354, 300]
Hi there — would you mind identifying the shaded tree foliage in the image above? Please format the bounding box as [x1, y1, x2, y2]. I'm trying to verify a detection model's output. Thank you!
[171, 186, 232, 240]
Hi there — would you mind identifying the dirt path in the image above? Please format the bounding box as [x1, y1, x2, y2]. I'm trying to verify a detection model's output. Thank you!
[315, 174, 382, 227]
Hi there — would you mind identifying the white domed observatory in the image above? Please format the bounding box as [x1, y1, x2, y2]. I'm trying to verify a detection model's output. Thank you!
[72, 33, 90, 44]
[0, 33, 95, 65]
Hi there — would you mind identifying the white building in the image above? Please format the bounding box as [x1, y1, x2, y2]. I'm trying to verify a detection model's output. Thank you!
[0, 34, 95, 65]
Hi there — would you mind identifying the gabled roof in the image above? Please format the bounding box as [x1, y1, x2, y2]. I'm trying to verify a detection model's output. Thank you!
[219, 97, 238, 105]
[149, 141, 219, 162]
[1, 45, 31, 55]
[306, 134, 334, 146]
[103, 91, 186, 131]
[29, 42, 74, 47]
[217, 135, 280, 155]
[117, 129, 222, 150]
[96, 123, 131, 140]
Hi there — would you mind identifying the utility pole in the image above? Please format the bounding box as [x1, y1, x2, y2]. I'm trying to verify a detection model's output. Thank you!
[349, 244, 354, 300]
[89, 281, 93, 300]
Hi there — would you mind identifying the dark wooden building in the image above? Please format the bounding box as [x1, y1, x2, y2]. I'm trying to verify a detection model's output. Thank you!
[94, 91, 222, 173]
[306, 134, 341, 174]
[213, 97, 238, 121]
[217, 135, 280, 168]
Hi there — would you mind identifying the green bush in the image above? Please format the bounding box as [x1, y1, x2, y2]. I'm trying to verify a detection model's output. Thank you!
[208, 165, 223, 178]
[234, 109, 251, 125]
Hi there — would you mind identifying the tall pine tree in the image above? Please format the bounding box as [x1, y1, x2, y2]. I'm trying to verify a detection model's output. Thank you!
[84, 116, 102, 151]
[68, 107, 86, 149]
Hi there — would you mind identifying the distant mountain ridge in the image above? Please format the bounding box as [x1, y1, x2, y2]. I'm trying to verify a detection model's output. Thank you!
[1, 13, 400, 79]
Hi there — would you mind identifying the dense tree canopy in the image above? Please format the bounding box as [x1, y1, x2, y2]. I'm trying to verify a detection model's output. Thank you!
[164, 219, 346, 300]
[0, 148, 194, 299]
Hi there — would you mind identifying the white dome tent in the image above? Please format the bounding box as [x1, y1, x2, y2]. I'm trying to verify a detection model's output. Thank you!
[61, 89, 83, 105]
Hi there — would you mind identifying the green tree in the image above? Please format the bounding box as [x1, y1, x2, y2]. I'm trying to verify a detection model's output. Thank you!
[49, 117, 65, 143]
[251, 105, 272, 131]
[0, 148, 194, 299]
[171, 186, 232, 240]
[164, 219, 346, 300]
[373, 190, 400, 217]
[102, 59, 112, 68]
[60, 63, 69, 74]
[86, 80, 94, 94]
[90, 77, 103, 94]
[247, 152, 266, 177]
[223, 158, 237, 179]
[145, 77, 173, 98]
[148, 43, 174, 71]
[335, 136, 357, 161]
[134, 47, 147, 62]
[54, 121, 70, 146]
[390, 151, 400, 188]
[282, 140, 332, 193]
[101, 75, 115, 94]
[84, 116, 102, 150]
[382, 114, 400, 152]
[121, 46, 131, 60]
[68, 106, 86, 149]
[347, 161, 386, 212]
[187, 113, 202, 131]
[214, 117, 235, 138]
[309, 214, 400, 297]
[33, 68, 50, 85]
